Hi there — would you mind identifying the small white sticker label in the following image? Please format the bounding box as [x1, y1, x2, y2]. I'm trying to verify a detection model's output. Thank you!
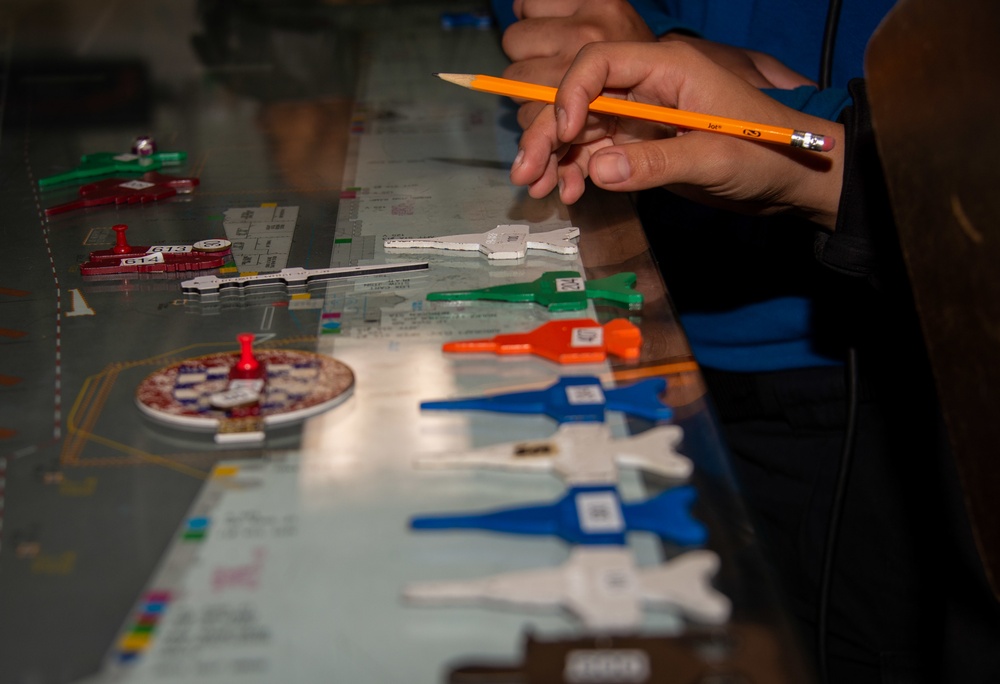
[575, 491, 625, 533]
[210, 380, 265, 408]
[147, 245, 193, 254]
[564, 650, 650, 683]
[118, 180, 155, 190]
[596, 567, 636, 596]
[120, 253, 165, 266]
[565, 384, 605, 405]
[555, 277, 586, 292]
[570, 326, 603, 347]
[112, 153, 139, 162]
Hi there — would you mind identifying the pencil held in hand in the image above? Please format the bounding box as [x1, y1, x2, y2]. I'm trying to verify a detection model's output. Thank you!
[436, 72, 834, 152]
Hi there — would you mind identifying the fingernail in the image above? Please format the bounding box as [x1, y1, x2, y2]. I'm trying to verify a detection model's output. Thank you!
[593, 153, 630, 184]
[556, 107, 567, 140]
[513, 149, 524, 168]
[557, 177, 565, 198]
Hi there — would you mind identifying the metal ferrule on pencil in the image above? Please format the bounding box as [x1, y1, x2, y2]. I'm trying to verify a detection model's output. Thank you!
[790, 130, 827, 151]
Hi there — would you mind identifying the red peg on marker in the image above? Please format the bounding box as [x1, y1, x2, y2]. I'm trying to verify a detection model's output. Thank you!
[112, 224, 132, 254]
[230, 333, 266, 380]
[442, 318, 642, 364]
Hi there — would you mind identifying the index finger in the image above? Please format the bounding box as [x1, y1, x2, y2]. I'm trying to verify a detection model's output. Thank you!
[554, 41, 748, 143]
[501, 14, 599, 65]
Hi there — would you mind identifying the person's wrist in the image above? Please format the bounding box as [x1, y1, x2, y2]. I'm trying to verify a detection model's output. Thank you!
[795, 122, 845, 231]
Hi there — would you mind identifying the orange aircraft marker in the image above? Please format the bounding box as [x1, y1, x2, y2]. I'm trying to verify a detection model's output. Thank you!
[442, 318, 642, 364]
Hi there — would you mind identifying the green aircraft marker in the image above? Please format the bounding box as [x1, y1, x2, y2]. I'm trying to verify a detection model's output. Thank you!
[39, 150, 187, 188]
[427, 271, 643, 312]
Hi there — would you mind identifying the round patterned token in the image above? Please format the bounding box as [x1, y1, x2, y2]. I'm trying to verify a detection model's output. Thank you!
[136, 348, 354, 432]
[192, 238, 232, 252]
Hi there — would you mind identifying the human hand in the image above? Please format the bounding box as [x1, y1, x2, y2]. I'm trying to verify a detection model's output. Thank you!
[502, 0, 655, 86]
[500, 0, 654, 130]
[499, 0, 815, 132]
[509, 41, 844, 230]
[658, 33, 816, 90]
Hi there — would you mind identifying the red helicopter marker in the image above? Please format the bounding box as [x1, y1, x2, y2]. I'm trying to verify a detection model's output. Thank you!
[45, 171, 199, 216]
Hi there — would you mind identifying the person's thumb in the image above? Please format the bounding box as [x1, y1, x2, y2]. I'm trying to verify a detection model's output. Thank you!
[588, 135, 725, 192]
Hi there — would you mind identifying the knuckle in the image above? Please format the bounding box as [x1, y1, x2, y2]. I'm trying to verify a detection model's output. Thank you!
[574, 24, 607, 46]
[632, 146, 671, 182]
[576, 41, 602, 60]
[660, 39, 701, 64]
[501, 28, 523, 57]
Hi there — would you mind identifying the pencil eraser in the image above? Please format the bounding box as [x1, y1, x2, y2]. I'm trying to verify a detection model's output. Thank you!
[821, 136, 835, 152]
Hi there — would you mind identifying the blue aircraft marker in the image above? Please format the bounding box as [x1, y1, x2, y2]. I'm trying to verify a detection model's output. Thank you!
[410, 484, 706, 547]
[420, 375, 673, 424]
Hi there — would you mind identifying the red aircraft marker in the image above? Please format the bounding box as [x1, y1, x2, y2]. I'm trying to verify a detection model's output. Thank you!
[79, 224, 232, 276]
[442, 318, 642, 364]
[44, 171, 199, 216]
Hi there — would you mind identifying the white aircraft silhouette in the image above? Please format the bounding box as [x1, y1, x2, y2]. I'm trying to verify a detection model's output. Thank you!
[385, 224, 580, 260]
[415, 422, 691, 486]
[403, 547, 730, 631]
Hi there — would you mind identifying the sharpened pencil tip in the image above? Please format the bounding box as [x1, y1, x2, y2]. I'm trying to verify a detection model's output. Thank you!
[436, 73, 474, 88]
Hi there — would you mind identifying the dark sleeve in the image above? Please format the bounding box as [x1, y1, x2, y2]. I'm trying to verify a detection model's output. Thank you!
[627, 0, 699, 37]
[813, 79, 897, 288]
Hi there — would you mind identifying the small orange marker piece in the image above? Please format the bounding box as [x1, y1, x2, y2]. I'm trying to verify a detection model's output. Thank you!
[602, 318, 643, 361]
[443, 318, 641, 364]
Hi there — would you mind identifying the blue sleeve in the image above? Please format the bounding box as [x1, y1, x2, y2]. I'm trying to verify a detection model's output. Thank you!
[627, 0, 700, 37]
[762, 85, 853, 121]
[490, 0, 517, 31]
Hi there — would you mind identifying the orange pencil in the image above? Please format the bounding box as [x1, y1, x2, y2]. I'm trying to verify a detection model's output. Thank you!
[436, 72, 834, 152]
